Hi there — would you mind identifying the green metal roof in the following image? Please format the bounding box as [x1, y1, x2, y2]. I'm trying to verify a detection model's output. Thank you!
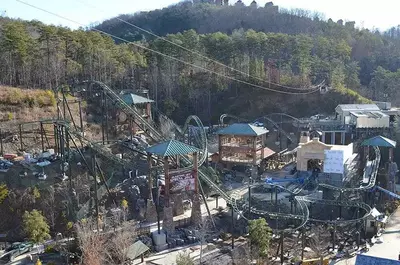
[126, 240, 150, 260]
[217, 123, 269, 136]
[146, 140, 200, 156]
[122, 93, 154, 105]
[361, 135, 396, 148]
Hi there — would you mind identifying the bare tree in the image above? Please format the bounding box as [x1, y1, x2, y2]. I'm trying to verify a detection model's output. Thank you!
[75, 219, 107, 265]
[105, 222, 137, 265]
[176, 250, 194, 265]
[232, 242, 253, 265]
[196, 216, 214, 264]
[307, 225, 331, 263]
[42, 187, 57, 231]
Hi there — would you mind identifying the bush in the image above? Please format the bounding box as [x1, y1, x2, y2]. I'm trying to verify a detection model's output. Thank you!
[45, 245, 55, 253]
[7, 112, 13, 121]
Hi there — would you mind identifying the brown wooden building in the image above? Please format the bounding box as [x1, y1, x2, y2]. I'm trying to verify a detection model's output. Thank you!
[117, 93, 154, 135]
[217, 123, 271, 167]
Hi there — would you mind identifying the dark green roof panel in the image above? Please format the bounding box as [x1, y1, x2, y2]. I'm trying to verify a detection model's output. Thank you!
[361, 135, 396, 148]
[146, 140, 200, 156]
[122, 93, 154, 105]
[217, 123, 269, 136]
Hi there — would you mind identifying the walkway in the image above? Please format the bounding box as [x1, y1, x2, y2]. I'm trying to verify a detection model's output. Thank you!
[334, 208, 400, 264]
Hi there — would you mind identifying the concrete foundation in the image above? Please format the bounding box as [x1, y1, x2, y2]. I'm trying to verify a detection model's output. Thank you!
[151, 231, 167, 246]
[163, 205, 175, 234]
[145, 199, 158, 223]
[172, 194, 184, 216]
[191, 194, 202, 227]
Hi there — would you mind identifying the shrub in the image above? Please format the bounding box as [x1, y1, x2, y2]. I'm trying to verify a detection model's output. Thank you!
[7, 112, 13, 121]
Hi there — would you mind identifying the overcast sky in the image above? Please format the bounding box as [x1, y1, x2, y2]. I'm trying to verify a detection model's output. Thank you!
[2, 0, 400, 31]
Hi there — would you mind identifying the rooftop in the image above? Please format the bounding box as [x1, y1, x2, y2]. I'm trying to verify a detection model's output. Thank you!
[217, 123, 269, 136]
[355, 255, 400, 265]
[336, 104, 380, 111]
[146, 140, 200, 156]
[361, 135, 396, 148]
[122, 93, 154, 105]
[350, 110, 388, 118]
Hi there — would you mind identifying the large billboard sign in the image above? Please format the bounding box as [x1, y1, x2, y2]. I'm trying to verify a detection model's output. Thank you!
[169, 171, 195, 194]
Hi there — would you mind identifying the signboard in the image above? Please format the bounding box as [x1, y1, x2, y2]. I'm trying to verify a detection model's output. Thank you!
[323, 150, 344, 174]
[169, 171, 195, 194]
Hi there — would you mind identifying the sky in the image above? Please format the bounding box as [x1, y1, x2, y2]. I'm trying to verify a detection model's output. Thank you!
[2, 0, 400, 31]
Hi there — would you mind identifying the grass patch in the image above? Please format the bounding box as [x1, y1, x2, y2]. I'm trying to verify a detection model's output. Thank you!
[0, 86, 56, 107]
[335, 85, 372, 104]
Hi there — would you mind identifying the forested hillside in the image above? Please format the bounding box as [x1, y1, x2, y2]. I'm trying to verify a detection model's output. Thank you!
[1, 2, 400, 123]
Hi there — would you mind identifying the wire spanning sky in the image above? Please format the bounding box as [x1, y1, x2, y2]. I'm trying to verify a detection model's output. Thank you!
[2, 0, 400, 31]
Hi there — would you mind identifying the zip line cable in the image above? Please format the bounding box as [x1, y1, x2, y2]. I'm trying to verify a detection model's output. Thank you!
[75, 0, 319, 91]
[16, 0, 321, 95]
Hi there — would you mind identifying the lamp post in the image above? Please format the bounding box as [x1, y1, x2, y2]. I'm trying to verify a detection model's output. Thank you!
[231, 206, 234, 249]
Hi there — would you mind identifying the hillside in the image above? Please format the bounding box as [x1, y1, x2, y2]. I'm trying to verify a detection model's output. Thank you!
[1, 2, 399, 123]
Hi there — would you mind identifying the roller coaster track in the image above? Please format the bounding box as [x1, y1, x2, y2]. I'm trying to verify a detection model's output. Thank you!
[57, 82, 376, 231]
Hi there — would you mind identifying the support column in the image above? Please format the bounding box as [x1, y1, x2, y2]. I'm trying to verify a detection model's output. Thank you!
[162, 156, 174, 233]
[145, 154, 157, 222]
[191, 152, 202, 227]
[146, 102, 151, 123]
[78, 99, 84, 136]
[40, 122, 45, 153]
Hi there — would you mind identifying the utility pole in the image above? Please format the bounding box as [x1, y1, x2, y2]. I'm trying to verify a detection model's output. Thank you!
[19, 124, 23, 151]
[92, 153, 100, 231]
[0, 129, 3, 156]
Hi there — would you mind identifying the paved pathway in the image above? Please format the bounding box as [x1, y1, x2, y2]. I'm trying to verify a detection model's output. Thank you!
[334, 208, 400, 264]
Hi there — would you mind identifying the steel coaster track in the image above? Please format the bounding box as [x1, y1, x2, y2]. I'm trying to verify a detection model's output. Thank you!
[67, 82, 373, 232]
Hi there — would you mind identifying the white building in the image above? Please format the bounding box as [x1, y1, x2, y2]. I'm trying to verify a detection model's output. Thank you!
[335, 104, 380, 124]
[349, 111, 389, 128]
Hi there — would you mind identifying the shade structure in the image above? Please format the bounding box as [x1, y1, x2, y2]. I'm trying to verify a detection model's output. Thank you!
[146, 139, 200, 157]
[217, 123, 269, 136]
[361, 135, 396, 148]
[121, 93, 154, 105]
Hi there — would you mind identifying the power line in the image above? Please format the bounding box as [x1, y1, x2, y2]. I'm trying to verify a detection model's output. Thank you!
[75, 0, 319, 91]
[15, 0, 321, 95]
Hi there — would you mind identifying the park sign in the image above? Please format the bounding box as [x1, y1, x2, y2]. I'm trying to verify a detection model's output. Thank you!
[169, 170, 195, 194]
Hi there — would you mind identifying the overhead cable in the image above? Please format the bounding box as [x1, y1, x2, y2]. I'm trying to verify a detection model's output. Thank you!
[15, 0, 321, 95]
[76, 0, 319, 91]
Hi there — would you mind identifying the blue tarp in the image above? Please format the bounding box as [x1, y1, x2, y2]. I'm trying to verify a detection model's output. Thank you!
[356, 254, 400, 265]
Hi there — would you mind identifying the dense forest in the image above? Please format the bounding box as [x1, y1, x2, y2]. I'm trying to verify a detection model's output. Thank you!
[1, 2, 400, 123]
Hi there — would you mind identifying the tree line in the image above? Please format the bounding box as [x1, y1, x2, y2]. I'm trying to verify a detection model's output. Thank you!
[1, 3, 400, 122]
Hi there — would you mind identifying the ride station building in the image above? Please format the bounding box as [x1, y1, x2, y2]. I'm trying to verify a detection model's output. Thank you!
[217, 123, 274, 169]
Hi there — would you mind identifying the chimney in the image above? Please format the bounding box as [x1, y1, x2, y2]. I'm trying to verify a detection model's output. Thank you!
[300, 131, 310, 144]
